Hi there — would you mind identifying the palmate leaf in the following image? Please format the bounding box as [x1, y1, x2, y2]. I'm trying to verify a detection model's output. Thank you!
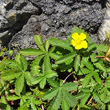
[55, 53, 76, 64]
[31, 70, 57, 89]
[15, 75, 24, 96]
[43, 82, 77, 110]
[20, 48, 44, 56]
[49, 38, 73, 52]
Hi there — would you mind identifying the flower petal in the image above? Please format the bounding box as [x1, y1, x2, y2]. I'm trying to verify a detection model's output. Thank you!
[71, 40, 77, 46]
[80, 33, 86, 40]
[75, 44, 82, 50]
[72, 32, 79, 40]
[81, 40, 88, 48]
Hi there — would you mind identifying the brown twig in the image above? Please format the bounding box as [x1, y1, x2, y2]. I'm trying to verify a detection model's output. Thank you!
[87, 96, 93, 105]
[41, 104, 44, 110]
[63, 72, 74, 84]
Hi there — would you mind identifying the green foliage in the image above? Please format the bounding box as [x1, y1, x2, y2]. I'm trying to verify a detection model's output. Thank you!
[0, 27, 110, 110]
[43, 80, 77, 110]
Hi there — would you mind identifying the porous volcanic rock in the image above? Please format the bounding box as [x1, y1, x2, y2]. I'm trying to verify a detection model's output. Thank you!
[0, 0, 107, 49]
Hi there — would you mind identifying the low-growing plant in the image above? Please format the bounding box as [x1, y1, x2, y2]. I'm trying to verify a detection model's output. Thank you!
[0, 27, 110, 110]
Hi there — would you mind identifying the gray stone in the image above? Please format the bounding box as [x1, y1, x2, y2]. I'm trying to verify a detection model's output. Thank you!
[0, 0, 40, 45]
[98, 8, 110, 42]
[0, 0, 108, 49]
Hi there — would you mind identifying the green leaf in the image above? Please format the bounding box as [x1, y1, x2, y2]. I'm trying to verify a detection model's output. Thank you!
[40, 78, 46, 89]
[96, 44, 109, 52]
[74, 55, 80, 72]
[82, 57, 94, 71]
[87, 43, 97, 52]
[90, 53, 98, 63]
[32, 99, 42, 105]
[31, 76, 43, 85]
[18, 100, 30, 110]
[107, 68, 110, 72]
[62, 82, 77, 91]
[44, 40, 50, 51]
[94, 62, 106, 72]
[62, 89, 77, 107]
[56, 53, 76, 64]
[45, 70, 58, 78]
[7, 95, 20, 101]
[20, 48, 44, 56]
[49, 47, 55, 53]
[49, 53, 62, 60]
[1, 71, 21, 81]
[48, 90, 62, 110]
[15, 53, 21, 64]
[93, 72, 101, 84]
[62, 98, 69, 110]
[82, 73, 93, 87]
[80, 93, 91, 107]
[34, 35, 45, 51]
[15, 75, 24, 96]
[20, 55, 28, 71]
[24, 72, 35, 85]
[31, 55, 44, 76]
[2, 60, 22, 71]
[31, 99, 37, 110]
[44, 55, 51, 71]
[47, 79, 59, 88]
[49, 38, 73, 52]
[76, 93, 86, 100]
[81, 68, 91, 74]
[93, 92, 103, 104]
[43, 88, 59, 100]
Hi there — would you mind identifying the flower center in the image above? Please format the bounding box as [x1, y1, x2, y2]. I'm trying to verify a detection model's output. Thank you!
[76, 39, 82, 44]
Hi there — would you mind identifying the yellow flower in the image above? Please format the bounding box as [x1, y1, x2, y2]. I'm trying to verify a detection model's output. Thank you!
[71, 32, 88, 50]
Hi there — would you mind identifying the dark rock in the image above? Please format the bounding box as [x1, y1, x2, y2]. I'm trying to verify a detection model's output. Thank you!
[0, 0, 107, 48]
[0, 0, 40, 45]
